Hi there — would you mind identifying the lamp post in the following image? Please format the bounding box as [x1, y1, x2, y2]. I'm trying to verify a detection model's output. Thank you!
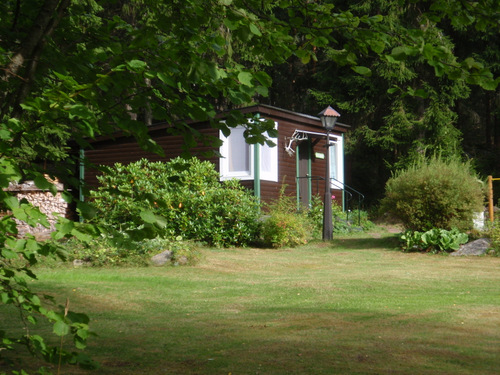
[319, 106, 341, 241]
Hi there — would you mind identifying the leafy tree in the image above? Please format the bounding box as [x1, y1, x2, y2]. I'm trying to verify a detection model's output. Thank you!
[265, 0, 499, 205]
[0, 0, 498, 372]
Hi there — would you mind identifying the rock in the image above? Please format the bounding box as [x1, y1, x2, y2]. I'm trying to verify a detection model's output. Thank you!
[73, 259, 91, 267]
[151, 250, 173, 266]
[451, 238, 491, 256]
[176, 255, 189, 266]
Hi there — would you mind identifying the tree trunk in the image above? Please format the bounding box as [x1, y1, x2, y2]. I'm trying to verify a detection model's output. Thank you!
[1, 0, 71, 117]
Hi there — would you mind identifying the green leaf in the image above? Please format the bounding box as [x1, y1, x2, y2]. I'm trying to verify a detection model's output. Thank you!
[3, 195, 19, 210]
[253, 71, 272, 87]
[413, 89, 429, 99]
[76, 201, 97, 220]
[53, 321, 70, 336]
[249, 23, 261, 36]
[71, 228, 93, 242]
[0, 127, 12, 140]
[157, 72, 175, 87]
[369, 40, 386, 54]
[126, 60, 147, 72]
[463, 57, 483, 70]
[57, 219, 74, 236]
[312, 37, 329, 48]
[295, 49, 311, 64]
[351, 66, 372, 76]
[255, 85, 269, 96]
[390, 46, 407, 60]
[140, 210, 156, 224]
[369, 14, 383, 23]
[479, 77, 500, 91]
[223, 18, 238, 30]
[68, 104, 93, 120]
[34, 174, 56, 195]
[1, 248, 18, 259]
[0, 159, 22, 187]
[237, 72, 253, 86]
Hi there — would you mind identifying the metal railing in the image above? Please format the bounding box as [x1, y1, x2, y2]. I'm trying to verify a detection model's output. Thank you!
[331, 177, 365, 226]
[296, 175, 365, 226]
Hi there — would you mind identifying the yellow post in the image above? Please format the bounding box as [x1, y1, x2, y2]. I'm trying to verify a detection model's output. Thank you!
[488, 175, 494, 222]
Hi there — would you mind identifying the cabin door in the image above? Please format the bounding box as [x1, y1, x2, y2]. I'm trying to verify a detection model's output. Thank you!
[297, 140, 312, 208]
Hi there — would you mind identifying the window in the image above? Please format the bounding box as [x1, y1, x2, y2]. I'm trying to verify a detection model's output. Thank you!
[259, 130, 278, 182]
[220, 126, 253, 180]
[220, 123, 278, 182]
[329, 134, 344, 189]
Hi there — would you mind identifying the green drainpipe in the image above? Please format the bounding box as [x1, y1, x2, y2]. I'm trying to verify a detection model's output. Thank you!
[296, 143, 300, 209]
[254, 143, 261, 201]
[79, 148, 85, 222]
[307, 140, 312, 207]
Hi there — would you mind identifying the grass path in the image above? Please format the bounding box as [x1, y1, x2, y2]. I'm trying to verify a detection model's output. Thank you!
[2, 229, 499, 374]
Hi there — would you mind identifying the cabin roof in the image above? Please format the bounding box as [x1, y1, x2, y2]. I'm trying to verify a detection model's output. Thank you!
[88, 104, 350, 144]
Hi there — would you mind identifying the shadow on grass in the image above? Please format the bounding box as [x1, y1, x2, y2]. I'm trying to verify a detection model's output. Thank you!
[330, 235, 400, 251]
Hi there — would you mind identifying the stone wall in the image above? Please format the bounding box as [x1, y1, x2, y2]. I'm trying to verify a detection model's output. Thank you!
[4, 180, 72, 238]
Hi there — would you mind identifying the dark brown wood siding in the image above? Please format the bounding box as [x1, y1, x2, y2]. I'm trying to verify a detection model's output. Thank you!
[85, 124, 219, 188]
[84, 105, 349, 206]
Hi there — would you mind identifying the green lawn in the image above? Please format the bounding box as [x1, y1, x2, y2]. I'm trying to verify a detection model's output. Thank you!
[2, 228, 499, 374]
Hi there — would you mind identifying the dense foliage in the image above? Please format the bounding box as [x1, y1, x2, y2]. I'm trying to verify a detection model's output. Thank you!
[381, 156, 485, 231]
[268, 0, 500, 205]
[90, 158, 262, 247]
[0, 0, 498, 373]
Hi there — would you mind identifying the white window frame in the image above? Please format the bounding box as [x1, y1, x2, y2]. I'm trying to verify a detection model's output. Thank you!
[329, 134, 344, 190]
[219, 122, 278, 182]
[259, 122, 278, 182]
[219, 125, 254, 180]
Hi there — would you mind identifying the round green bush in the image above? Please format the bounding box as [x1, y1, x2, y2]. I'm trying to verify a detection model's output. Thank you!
[381, 156, 485, 231]
[89, 158, 261, 247]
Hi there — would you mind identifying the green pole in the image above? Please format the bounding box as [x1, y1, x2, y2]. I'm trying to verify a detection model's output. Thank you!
[307, 140, 312, 207]
[296, 143, 300, 209]
[79, 148, 85, 223]
[254, 143, 261, 201]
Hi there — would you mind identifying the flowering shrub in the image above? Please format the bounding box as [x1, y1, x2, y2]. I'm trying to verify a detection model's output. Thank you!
[261, 186, 313, 248]
[89, 158, 261, 247]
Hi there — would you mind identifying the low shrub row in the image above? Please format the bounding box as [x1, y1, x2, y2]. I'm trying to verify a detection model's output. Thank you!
[64, 235, 201, 267]
[64, 158, 375, 265]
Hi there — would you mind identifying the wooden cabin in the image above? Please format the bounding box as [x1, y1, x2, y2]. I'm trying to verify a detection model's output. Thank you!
[83, 104, 350, 208]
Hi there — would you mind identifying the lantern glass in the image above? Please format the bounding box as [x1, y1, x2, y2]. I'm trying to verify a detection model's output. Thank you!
[318, 106, 340, 131]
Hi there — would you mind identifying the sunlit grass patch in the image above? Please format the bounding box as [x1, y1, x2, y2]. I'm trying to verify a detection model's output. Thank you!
[1, 229, 499, 374]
